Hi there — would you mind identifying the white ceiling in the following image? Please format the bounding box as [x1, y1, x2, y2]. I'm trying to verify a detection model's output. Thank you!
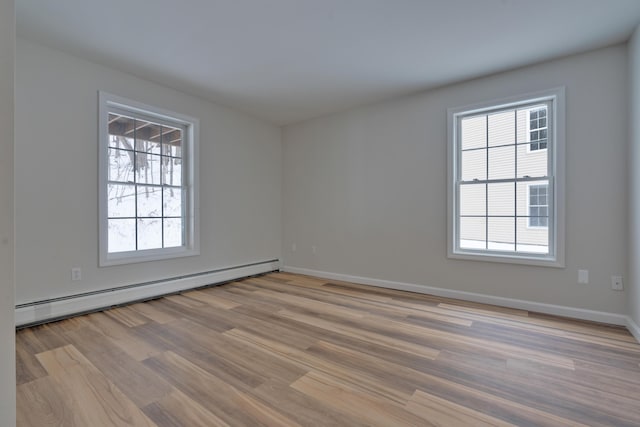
[16, 0, 640, 125]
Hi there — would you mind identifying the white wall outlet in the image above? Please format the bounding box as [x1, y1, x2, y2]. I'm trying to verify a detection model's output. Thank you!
[312, 245, 317, 254]
[291, 243, 296, 252]
[71, 267, 82, 281]
[578, 269, 589, 284]
[611, 276, 624, 291]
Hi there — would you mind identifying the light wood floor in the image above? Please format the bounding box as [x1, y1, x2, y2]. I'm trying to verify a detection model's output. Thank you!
[16, 272, 640, 426]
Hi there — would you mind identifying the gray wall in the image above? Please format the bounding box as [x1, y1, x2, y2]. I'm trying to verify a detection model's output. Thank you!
[283, 45, 628, 314]
[0, 0, 15, 424]
[629, 25, 640, 332]
[14, 39, 282, 305]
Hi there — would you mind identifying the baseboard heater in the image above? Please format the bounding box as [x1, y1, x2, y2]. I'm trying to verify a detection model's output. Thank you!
[15, 259, 280, 329]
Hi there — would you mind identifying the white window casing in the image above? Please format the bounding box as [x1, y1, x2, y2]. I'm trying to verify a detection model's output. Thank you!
[447, 87, 565, 267]
[98, 91, 200, 266]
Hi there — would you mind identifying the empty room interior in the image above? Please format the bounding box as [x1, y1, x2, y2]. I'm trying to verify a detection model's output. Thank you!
[4, 0, 640, 425]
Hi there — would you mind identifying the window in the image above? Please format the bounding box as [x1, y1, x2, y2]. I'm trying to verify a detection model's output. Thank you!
[528, 184, 548, 228]
[528, 108, 547, 151]
[447, 88, 564, 266]
[99, 92, 199, 266]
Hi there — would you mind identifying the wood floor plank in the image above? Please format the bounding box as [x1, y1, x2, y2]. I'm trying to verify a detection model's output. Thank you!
[405, 389, 516, 427]
[277, 308, 441, 359]
[143, 389, 231, 427]
[83, 311, 165, 361]
[104, 306, 149, 328]
[137, 318, 304, 389]
[290, 370, 428, 427]
[182, 289, 241, 310]
[60, 326, 173, 408]
[224, 327, 410, 404]
[144, 351, 302, 426]
[251, 378, 370, 427]
[15, 340, 48, 385]
[36, 345, 157, 427]
[127, 300, 177, 324]
[167, 318, 307, 384]
[17, 376, 85, 427]
[16, 325, 67, 354]
[165, 293, 208, 309]
[363, 315, 577, 370]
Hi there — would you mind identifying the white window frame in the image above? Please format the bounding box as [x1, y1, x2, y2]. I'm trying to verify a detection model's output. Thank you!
[98, 91, 200, 266]
[447, 87, 565, 267]
[527, 183, 549, 229]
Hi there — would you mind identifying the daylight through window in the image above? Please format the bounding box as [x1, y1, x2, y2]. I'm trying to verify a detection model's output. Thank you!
[99, 92, 199, 265]
[448, 89, 564, 266]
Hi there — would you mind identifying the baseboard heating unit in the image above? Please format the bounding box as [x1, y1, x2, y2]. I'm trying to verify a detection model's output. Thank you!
[15, 259, 280, 328]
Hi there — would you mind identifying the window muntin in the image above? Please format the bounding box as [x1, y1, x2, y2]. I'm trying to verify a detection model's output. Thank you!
[449, 88, 563, 266]
[99, 92, 199, 266]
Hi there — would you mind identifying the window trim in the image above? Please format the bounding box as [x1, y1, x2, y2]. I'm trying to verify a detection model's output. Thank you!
[98, 91, 200, 266]
[447, 87, 565, 268]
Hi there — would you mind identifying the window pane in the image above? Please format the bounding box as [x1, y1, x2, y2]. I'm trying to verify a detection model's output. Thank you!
[108, 148, 134, 183]
[488, 217, 515, 252]
[163, 187, 183, 217]
[461, 116, 486, 150]
[515, 109, 529, 144]
[517, 144, 547, 178]
[517, 217, 549, 253]
[461, 148, 486, 182]
[488, 145, 515, 180]
[459, 217, 486, 249]
[135, 138, 162, 155]
[108, 219, 136, 253]
[459, 184, 485, 216]
[109, 135, 135, 151]
[137, 219, 162, 250]
[108, 184, 135, 218]
[164, 218, 183, 248]
[135, 153, 162, 185]
[517, 180, 548, 216]
[163, 142, 182, 157]
[137, 186, 162, 217]
[108, 115, 135, 146]
[488, 111, 515, 147]
[488, 182, 514, 216]
[135, 122, 162, 154]
[162, 127, 182, 157]
[137, 187, 160, 218]
[162, 157, 182, 186]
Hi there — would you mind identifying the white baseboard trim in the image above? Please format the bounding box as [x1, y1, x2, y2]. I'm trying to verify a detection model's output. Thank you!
[16, 259, 280, 327]
[626, 316, 640, 343]
[283, 266, 629, 327]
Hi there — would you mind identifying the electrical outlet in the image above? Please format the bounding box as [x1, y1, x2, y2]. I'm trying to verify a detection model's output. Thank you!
[611, 276, 624, 291]
[291, 243, 296, 252]
[71, 267, 82, 281]
[578, 269, 589, 284]
[312, 245, 317, 254]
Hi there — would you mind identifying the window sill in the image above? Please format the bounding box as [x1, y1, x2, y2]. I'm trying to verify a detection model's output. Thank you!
[100, 246, 199, 267]
[448, 249, 564, 268]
